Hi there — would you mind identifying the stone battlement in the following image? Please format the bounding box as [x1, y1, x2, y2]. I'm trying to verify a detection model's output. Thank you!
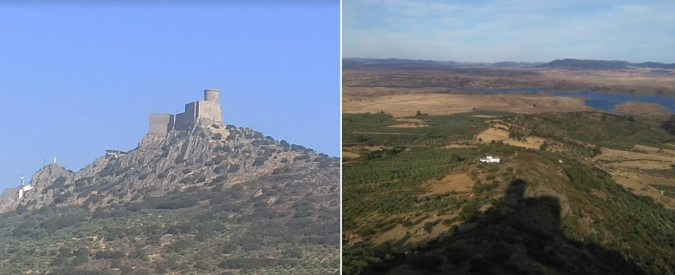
[149, 89, 222, 136]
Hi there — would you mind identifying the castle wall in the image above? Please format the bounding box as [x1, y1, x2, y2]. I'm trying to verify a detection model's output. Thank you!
[149, 114, 173, 136]
[169, 114, 176, 130]
[195, 101, 222, 122]
[174, 112, 191, 130]
[175, 102, 198, 130]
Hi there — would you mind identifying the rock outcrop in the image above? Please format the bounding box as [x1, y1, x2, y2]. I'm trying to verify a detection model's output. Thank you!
[0, 119, 338, 214]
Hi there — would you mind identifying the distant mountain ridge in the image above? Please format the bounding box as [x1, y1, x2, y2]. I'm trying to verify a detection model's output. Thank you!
[343, 58, 675, 70]
[342, 58, 458, 69]
[539, 58, 675, 70]
[343, 58, 543, 69]
[490, 61, 546, 67]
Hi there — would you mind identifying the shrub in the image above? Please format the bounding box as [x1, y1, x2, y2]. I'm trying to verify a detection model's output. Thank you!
[293, 154, 310, 161]
[227, 164, 240, 173]
[469, 257, 491, 273]
[252, 157, 267, 167]
[442, 218, 456, 227]
[408, 255, 443, 271]
[449, 224, 459, 233]
[458, 202, 480, 222]
[211, 155, 227, 165]
[488, 248, 511, 264]
[446, 245, 472, 264]
[423, 222, 434, 233]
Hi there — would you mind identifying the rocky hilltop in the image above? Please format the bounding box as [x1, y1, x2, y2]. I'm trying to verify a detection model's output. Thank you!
[1, 120, 336, 213]
[0, 119, 340, 274]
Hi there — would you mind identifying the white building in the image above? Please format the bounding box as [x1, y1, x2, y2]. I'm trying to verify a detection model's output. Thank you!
[17, 175, 33, 199]
[106, 149, 127, 159]
[18, 185, 33, 199]
[480, 156, 500, 163]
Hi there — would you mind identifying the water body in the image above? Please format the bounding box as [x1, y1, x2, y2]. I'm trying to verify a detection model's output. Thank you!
[350, 85, 675, 113]
[548, 91, 675, 113]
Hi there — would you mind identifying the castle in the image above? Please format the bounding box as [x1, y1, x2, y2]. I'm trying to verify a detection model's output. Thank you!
[149, 89, 222, 136]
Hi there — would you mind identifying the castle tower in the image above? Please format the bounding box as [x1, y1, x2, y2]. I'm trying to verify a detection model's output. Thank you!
[199, 88, 222, 122]
[204, 89, 219, 102]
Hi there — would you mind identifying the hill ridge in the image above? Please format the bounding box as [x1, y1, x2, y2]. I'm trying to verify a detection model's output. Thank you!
[0, 119, 336, 214]
[539, 58, 675, 70]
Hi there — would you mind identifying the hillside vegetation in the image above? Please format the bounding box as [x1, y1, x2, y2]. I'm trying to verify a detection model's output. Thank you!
[0, 121, 340, 275]
[343, 111, 675, 275]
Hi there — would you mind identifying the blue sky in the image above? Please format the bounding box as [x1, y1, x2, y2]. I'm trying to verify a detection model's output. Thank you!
[0, 2, 338, 190]
[343, 0, 675, 63]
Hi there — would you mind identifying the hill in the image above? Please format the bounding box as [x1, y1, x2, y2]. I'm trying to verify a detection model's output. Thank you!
[342, 111, 675, 275]
[343, 58, 675, 71]
[0, 120, 340, 274]
[491, 61, 545, 67]
[342, 58, 458, 70]
[540, 58, 675, 70]
[342, 58, 544, 70]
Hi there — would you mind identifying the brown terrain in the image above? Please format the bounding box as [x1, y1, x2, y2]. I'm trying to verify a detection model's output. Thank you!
[614, 101, 671, 116]
[343, 67, 675, 95]
[343, 89, 594, 117]
[343, 67, 675, 117]
[593, 145, 675, 207]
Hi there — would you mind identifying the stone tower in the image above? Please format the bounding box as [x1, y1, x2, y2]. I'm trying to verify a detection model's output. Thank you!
[204, 89, 219, 102]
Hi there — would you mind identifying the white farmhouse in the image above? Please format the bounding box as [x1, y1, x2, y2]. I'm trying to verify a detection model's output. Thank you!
[480, 156, 500, 163]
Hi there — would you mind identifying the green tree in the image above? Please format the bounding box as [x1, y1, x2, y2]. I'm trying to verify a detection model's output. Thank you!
[423, 222, 434, 233]
[592, 145, 602, 157]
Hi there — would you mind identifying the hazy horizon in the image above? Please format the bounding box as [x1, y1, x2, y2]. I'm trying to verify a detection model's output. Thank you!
[342, 57, 675, 64]
[344, 0, 675, 63]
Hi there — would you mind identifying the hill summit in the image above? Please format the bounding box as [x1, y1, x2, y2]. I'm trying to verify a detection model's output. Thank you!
[0, 90, 340, 274]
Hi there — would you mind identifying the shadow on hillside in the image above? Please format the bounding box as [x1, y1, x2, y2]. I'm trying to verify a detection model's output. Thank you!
[364, 179, 648, 275]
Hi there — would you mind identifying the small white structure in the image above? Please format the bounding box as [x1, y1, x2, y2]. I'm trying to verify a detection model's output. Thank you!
[559, 160, 563, 163]
[106, 149, 127, 159]
[480, 156, 500, 163]
[17, 175, 33, 199]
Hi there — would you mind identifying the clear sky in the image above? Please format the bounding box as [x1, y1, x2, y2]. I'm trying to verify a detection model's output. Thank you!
[0, 2, 338, 191]
[343, 0, 675, 63]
